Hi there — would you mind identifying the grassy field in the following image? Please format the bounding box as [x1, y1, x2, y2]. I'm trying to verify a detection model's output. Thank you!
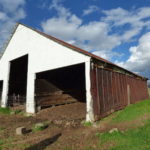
[96, 99, 150, 150]
[0, 99, 150, 150]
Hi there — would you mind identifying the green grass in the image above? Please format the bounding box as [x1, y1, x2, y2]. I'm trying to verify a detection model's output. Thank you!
[0, 127, 5, 131]
[32, 122, 48, 132]
[0, 107, 11, 114]
[0, 137, 14, 150]
[111, 99, 150, 123]
[98, 119, 150, 150]
[14, 109, 22, 114]
[32, 126, 45, 132]
[0, 107, 23, 115]
[83, 121, 93, 127]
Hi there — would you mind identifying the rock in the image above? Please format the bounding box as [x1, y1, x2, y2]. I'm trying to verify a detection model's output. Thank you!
[53, 120, 63, 125]
[10, 111, 15, 115]
[65, 122, 71, 127]
[16, 127, 27, 135]
[109, 128, 118, 133]
[24, 113, 35, 117]
[37, 106, 41, 112]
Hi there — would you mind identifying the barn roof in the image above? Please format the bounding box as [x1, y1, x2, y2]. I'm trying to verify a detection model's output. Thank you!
[2, 23, 148, 80]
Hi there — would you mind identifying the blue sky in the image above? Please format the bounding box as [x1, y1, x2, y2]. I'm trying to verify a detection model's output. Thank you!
[0, 0, 150, 79]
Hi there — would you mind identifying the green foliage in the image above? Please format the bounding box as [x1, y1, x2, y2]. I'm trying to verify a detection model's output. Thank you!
[14, 109, 22, 114]
[32, 122, 48, 132]
[0, 107, 23, 115]
[0, 140, 4, 145]
[0, 137, 14, 150]
[0, 127, 5, 131]
[112, 99, 150, 123]
[0, 107, 11, 114]
[99, 119, 150, 150]
[83, 121, 92, 127]
[32, 125, 45, 132]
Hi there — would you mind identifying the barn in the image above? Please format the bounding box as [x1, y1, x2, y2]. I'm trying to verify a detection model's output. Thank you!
[0, 23, 149, 122]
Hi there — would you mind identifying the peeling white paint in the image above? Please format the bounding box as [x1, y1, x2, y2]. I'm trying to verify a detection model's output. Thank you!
[85, 61, 94, 122]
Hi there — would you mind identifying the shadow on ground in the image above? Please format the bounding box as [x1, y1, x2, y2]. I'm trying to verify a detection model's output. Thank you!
[25, 133, 61, 150]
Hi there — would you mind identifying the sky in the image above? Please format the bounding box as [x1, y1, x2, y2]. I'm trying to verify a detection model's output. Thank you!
[0, 0, 150, 80]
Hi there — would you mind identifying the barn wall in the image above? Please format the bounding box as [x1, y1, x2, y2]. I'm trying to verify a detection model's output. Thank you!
[91, 66, 149, 121]
[0, 24, 94, 121]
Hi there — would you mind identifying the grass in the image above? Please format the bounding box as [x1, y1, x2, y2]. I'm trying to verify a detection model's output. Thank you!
[32, 126, 45, 132]
[98, 119, 150, 150]
[111, 99, 150, 123]
[0, 127, 5, 131]
[0, 137, 15, 150]
[83, 121, 93, 127]
[13, 109, 23, 114]
[0, 107, 23, 115]
[32, 122, 48, 132]
[0, 107, 11, 114]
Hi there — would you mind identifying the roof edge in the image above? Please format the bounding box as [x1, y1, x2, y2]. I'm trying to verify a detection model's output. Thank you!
[9, 22, 148, 80]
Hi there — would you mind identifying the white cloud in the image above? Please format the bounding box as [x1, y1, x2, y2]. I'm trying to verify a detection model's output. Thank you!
[102, 7, 150, 42]
[116, 32, 150, 78]
[83, 5, 99, 16]
[0, 12, 8, 21]
[0, 0, 26, 51]
[41, 1, 150, 79]
[41, 1, 150, 62]
[0, 0, 25, 13]
[41, 0, 122, 60]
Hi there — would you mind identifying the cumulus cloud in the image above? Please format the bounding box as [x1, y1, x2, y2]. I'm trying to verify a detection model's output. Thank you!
[116, 32, 150, 78]
[0, 0, 26, 51]
[102, 7, 150, 42]
[83, 5, 99, 16]
[41, 1, 150, 62]
[41, 0, 122, 60]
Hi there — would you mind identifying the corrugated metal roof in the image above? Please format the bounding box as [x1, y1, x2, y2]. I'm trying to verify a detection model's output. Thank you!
[3, 23, 148, 80]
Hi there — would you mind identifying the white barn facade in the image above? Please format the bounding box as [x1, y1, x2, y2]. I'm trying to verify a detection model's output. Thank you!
[0, 23, 94, 121]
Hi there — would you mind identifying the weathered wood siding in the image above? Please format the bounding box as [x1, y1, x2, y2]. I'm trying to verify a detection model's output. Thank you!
[91, 66, 149, 121]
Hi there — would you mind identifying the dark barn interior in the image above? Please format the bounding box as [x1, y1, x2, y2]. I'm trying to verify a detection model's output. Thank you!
[35, 63, 86, 108]
[8, 55, 28, 106]
[0, 80, 3, 103]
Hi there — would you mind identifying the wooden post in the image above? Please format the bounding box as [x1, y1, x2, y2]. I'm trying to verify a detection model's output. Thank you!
[127, 84, 130, 105]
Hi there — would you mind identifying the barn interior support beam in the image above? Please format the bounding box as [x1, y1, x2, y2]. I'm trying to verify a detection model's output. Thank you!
[85, 61, 94, 122]
[26, 73, 36, 113]
[1, 62, 10, 108]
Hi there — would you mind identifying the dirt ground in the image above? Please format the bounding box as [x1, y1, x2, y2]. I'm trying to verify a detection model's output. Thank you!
[0, 102, 99, 150]
[0, 102, 148, 150]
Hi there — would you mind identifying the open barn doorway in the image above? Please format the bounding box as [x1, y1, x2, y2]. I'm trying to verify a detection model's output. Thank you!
[0, 81, 3, 105]
[8, 55, 28, 106]
[35, 63, 86, 120]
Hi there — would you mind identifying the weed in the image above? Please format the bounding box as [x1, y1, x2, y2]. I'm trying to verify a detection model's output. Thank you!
[0, 107, 11, 114]
[32, 122, 48, 132]
[83, 121, 92, 127]
[0, 140, 4, 145]
[14, 109, 22, 114]
[0, 127, 5, 131]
